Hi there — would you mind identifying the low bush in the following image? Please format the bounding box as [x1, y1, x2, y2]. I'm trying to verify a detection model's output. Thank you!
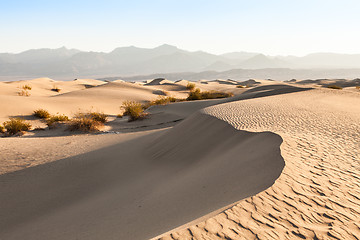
[186, 82, 196, 91]
[33, 109, 51, 119]
[22, 85, 32, 90]
[3, 118, 31, 135]
[89, 112, 108, 123]
[68, 114, 102, 132]
[46, 114, 69, 127]
[0, 125, 4, 133]
[121, 100, 148, 121]
[18, 89, 31, 97]
[187, 88, 234, 101]
[327, 85, 343, 90]
[150, 96, 178, 106]
[51, 86, 61, 92]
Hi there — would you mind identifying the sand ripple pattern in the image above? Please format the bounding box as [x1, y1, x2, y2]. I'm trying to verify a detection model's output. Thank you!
[159, 88, 360, 240]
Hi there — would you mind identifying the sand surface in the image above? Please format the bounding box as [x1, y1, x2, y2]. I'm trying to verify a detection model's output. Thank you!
[157, 87, 360, 239]
[0, 78, 359, 239]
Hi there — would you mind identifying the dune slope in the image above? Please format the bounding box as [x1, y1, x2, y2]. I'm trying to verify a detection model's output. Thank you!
[157, 88, 360, 239]
[0, 112, 284, 240]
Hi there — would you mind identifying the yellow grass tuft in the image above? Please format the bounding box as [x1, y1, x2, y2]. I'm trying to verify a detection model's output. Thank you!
[33, 109, 51, 119]
[150, 96, 178, 106]
[89, 111, 108, 123]
[3, 118, 31, 135]
[186, 82, 196, 91]
[187, 88, 234, 101]
[22, 84, 32, 90]
[46, 114, 70, 128]
[121, 101, 148, 121]
[68, 113, 103, 132]
[18, 89, 31, 96]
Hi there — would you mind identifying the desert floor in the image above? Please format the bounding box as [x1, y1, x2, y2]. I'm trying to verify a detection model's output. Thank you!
[0, 78, 359, 239]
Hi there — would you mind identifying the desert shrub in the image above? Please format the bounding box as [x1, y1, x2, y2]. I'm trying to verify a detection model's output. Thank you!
[46, 114, 70, 127]
[51, 85, 61, 92]
[356, 86, 360, 90]
[150, 96, 178, 106]
[89, 112, 108, 123]
[3, 118, 31, 135]
[68, 114, 102, 132]
[187, 88, 233, 101]
[22, 85, 32, 90]
[327, 85, 343, 90]
[187, 88, 202, 100]
[33, 109, 51, 119]
[0, 125, 4, 133]
[121, 101, 148, 121]
[18, 89, 31, 96]
[186, 82, 196, 91]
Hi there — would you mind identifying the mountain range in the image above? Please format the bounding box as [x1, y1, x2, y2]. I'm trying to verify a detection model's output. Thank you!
[2, 44, 360, 79]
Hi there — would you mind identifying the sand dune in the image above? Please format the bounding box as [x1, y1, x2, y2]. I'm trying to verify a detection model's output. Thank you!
[157, 87, 360, 239]
[0, 112, 284, 240]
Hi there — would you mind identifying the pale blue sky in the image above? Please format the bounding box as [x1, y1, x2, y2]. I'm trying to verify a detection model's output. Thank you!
[1, 0, 360, 55]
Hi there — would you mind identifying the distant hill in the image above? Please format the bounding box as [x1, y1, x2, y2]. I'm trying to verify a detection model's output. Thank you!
[2, 45, 360, 79]
[100, 68, 360, 82]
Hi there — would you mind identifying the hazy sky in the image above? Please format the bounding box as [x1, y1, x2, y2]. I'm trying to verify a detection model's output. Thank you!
[1, 0, 360, 56]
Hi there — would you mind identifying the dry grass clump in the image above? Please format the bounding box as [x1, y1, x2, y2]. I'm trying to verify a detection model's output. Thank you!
[51, 85, 61, 92]
[326, 85, 343, 90]
[121, 100, 148, 121]
[0, 125, 4, 133]
[18, 85, 32, 96]
[22, 85, 32, 90]
[68, 113, 103, 132]
[187, 88, 234, 101]
[33, 109, 51, 119]
[89, 112, 108, 123]
[150, 96, 178, 106]
[46, 114, 70, 128]
[186, 82, 196, 91]
[355, 86, 360, 90]
[18, 89, 31, 97]
[3, 118, 31, 135]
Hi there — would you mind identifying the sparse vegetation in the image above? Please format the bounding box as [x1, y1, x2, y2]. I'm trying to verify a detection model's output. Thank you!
[0, 125, 4, 133]
[46, 114, 70, 127]
[187, 88, 234, 101]
[18, 89, 31, 97]
[3, 118, 31, 135]
[33, 109, 51, 119]
[22, 85, 32, 90]
[51, 85, 61, 92]
[326, 85, 343, 90]
[356, 86, 360, 90]
[121, 100, 148, 121]
[186, 82, 196, 91]
[89, 112, 108, 123]
[68, 113, 103, 132]
[150, 96, 178, 106]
